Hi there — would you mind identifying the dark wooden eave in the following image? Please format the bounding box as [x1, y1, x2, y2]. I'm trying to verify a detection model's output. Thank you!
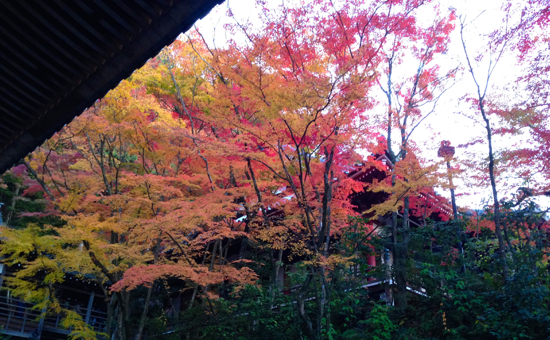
[0, 0, 223, 174]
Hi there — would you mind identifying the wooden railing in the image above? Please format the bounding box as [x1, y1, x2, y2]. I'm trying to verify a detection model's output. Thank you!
[0, 295, 42, 338]
[42, 308, 108, 334]
[0, 295, 108, 338]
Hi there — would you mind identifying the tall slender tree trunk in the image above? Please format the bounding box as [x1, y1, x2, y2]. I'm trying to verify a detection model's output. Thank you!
[389, 167, 408, 309]
[394, 197, 409, 309]
[460, 21, 508, 278]
[481, 106, 508, 278]
[296, 274, 318, 340]
[135, 286, 153, 340]
[122, 292, 131, 340]
[106, 293, 117, 338]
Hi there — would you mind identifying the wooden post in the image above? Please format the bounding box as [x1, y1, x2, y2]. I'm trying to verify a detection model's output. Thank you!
[438, 141, 465, 272]
[85, 291, 95, 324]
[36, 307, 46, 339]
[0, 263, 5, 288]
[5, 294, 13, 331]
[21, 306, 28, 332]
[446, 161, 459, 219]
[437, 141, 458, 218]
[367, 254, 376, 281]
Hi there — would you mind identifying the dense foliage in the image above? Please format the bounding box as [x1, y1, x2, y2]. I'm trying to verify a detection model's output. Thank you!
[0, 0, 549, 339]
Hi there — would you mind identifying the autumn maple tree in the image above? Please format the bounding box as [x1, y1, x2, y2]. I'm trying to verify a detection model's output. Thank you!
[363, 2, 456, 308]
[1, 50, 258, 339]
[1, 0, 451, 337]
[2, 0, 550, 339]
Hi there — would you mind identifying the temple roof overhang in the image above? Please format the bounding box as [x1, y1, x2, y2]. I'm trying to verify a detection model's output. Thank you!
[0, 0, 223, 174]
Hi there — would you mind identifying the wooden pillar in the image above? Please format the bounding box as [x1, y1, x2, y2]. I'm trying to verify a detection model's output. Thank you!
[36, 307, 46, 339]
[0, 263, 5, 288]
[367, 255, 376, 267]
[367, 254, 376, 281]
[85, 291, 95, 324]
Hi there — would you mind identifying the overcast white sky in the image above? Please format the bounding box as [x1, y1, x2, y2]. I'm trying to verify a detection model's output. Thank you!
[194, 0, 543, 210]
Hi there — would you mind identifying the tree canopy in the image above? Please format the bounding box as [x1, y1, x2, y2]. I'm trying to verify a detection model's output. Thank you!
[1, 0, 550, 339]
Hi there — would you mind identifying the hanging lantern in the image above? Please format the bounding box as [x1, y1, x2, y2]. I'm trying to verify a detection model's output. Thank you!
[438, 140, 455, 159]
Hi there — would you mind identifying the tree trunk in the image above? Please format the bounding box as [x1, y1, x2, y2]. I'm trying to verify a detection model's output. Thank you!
[135, 286, 153, 340]
[460, 21, 508, 278]
[5, 184, 20, 225]
[296, 274, 318, 340]
[273, 248, 284, 291]
[481, 105, 508, 278]
[106, 294, 117, 338]
[394, 197, 409, 309]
